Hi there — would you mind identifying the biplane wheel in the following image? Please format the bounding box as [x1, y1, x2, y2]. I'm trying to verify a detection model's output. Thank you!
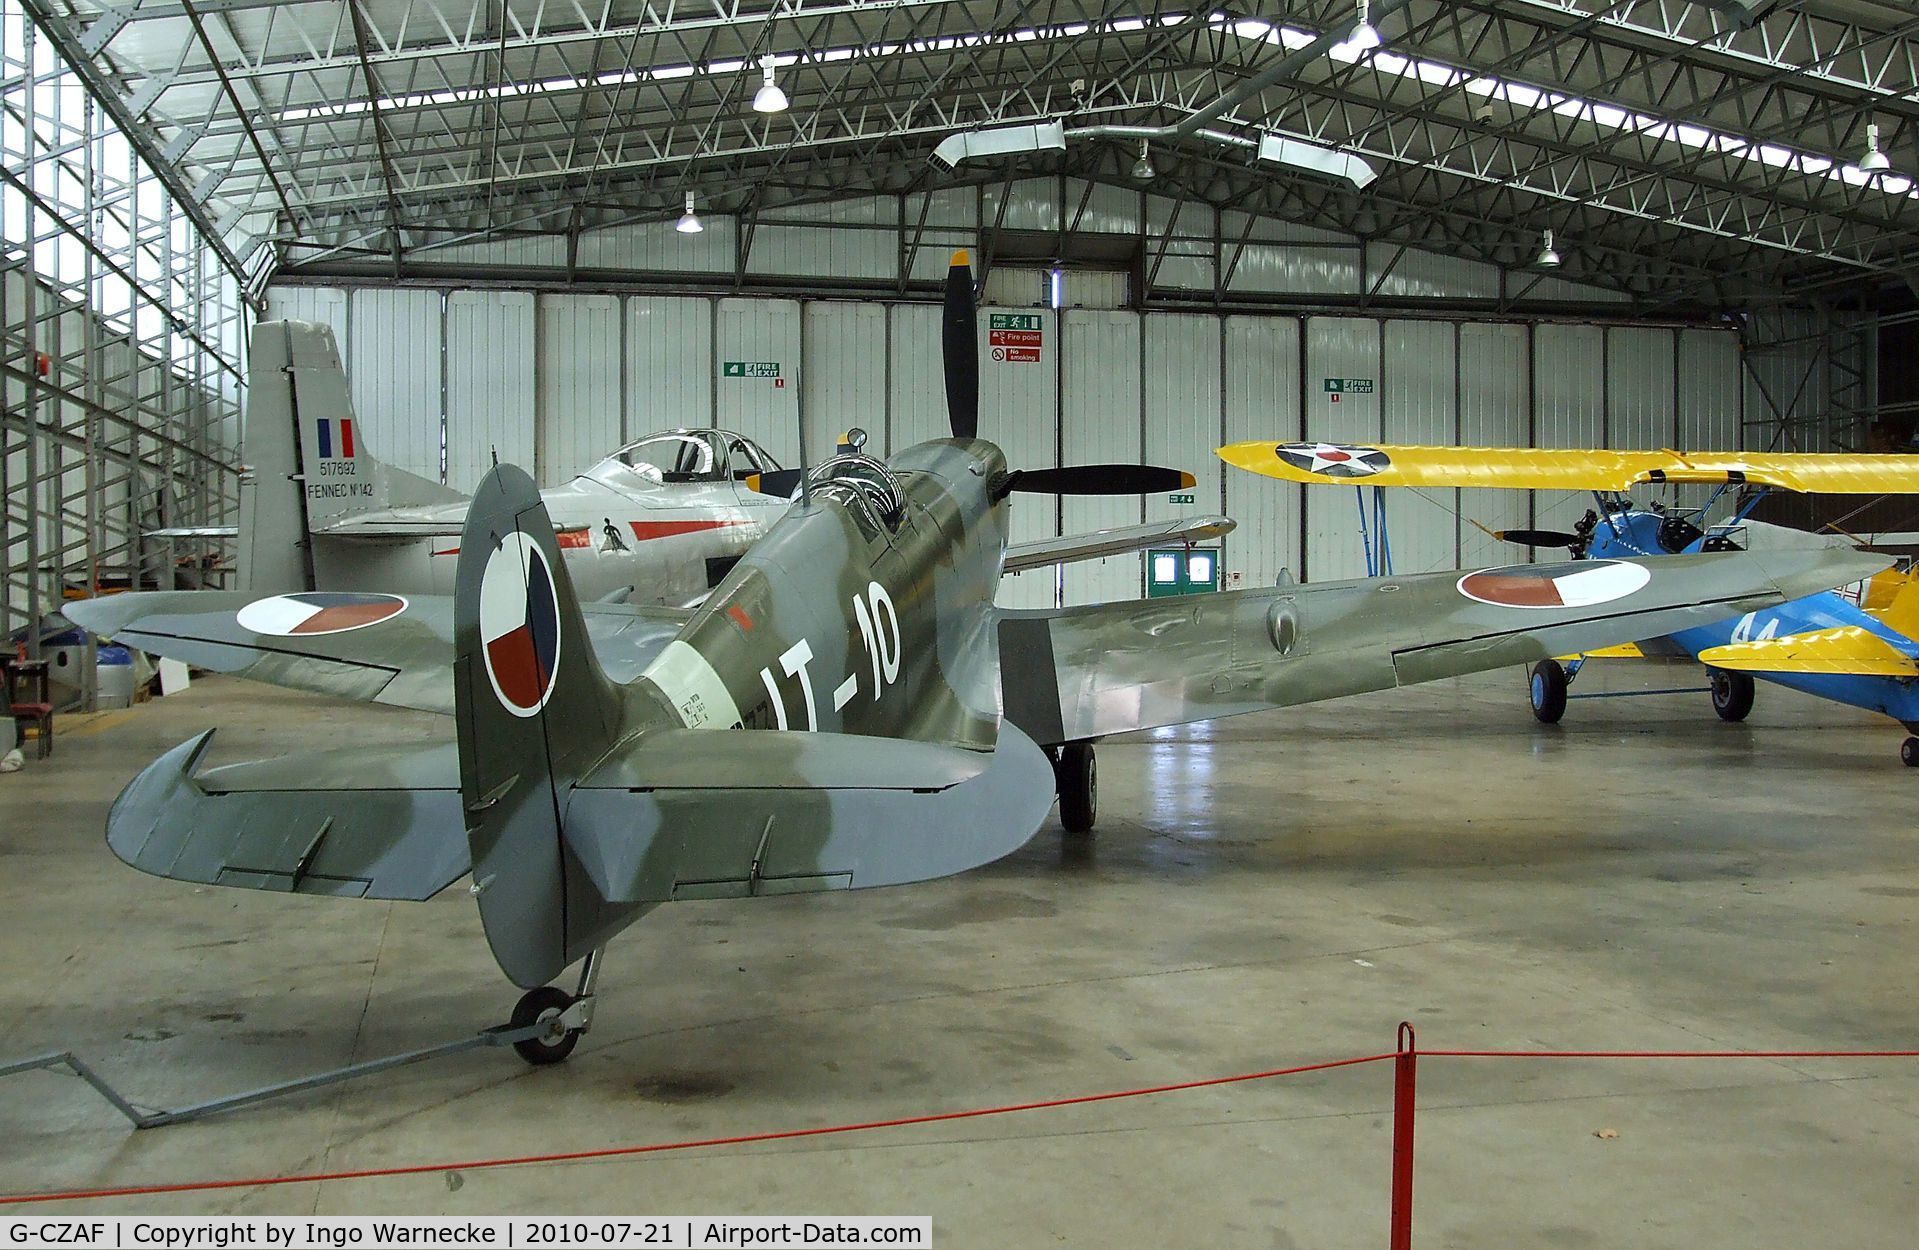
[1901, 737, 1919, 768]
[1710, 669, 1755, 722]
[1529, 660, 1568, 724]
[1057, 742, 1097, 835]
[509, 985, 582, 1066]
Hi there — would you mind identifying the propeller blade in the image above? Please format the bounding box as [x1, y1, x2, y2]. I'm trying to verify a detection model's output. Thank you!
[1495, 528, 1582, 548]
[1010, 465, 1198, 496]
[744, 468, 804, 499]
[943, 250, 979, 441]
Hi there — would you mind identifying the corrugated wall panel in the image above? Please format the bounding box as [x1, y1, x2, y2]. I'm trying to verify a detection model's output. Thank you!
[576, 217, 738, 274]
[715, 298, 802, 466]
[1144, 314, 1223, 533]
[1144, 196, 1216, 295]
[1303, 317, 1382, 579]
[1066, 178, 1141, 235]
[1457, 324, 1530, 569]
[265, 286, 346, 343]
[1061, 310, 1143, 606]
[1679, 329, 1741, 451]
[750, 199, 895, 281]
[982, 302, 1061, 609]
[445, 291, 535, 492]
[802, 301, 887, 464]
[887, 304, 945, 457]
[1223, 316, 1303, 591]
[1227, 242, 1361, 297]
[346, 288, 442, 481]
[535, 294, 621, 485]
[627, 296, 713, 436]
[1605, 326, 1676, 451]
[1532, 323, 1606, 541]
[1382, 319, 1458, 573]
[984, 177, 1059, 232]
[1367, 244, 1501, 301]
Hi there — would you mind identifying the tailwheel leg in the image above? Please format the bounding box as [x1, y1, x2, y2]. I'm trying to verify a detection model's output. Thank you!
[509, 947, 603, 1066]
[1901, 737, 1919, 768]
[1055, 741, 1097, 835]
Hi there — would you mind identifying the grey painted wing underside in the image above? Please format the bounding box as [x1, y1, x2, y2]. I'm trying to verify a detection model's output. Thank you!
[63, 592, 692, 714]
[1004, 548, 1889, 743]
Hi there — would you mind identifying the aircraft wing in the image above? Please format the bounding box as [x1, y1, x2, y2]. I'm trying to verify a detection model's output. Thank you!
[998, 548, 1889, 744]
[1698, 627, 1919, 677]
[1004, 516, 1235, 573]
[145, 526, 242, 538]
[105, 732, 468, 900]
[314, 514, 588, 541]
[1216, 442, 1919, 494]
[63, 591, 693, 715]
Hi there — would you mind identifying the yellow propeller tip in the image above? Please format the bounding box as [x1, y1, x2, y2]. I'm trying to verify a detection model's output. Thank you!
[1177, 471, 1197, 489]
[950, 249, 971, 267]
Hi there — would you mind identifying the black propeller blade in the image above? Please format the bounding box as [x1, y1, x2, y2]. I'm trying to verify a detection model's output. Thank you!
[943, 250, 980, 441]
[744, 468, 804, 498]
[1495, 528, 1582, 548]
[1010, 465, 1197, 496]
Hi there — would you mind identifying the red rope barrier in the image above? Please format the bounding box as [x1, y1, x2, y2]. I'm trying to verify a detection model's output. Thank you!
[0, 1052, 1397, 1206]
[1421, 1049, 1919, 1059]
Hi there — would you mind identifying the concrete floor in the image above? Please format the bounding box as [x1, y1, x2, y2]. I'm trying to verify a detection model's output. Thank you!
[0, 666, 1914, 1247]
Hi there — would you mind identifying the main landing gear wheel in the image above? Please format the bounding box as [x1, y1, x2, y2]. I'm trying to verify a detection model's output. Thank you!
[1710, 669, 1755, 722]
[1902, 737, 1919, 768]
[1056, 741, 1097, 835]
[1529, 659, 1568, 724]
[510, 985, 583, 1066]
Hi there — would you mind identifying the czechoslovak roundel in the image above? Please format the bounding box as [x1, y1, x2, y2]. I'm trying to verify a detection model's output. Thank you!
[480, 531, 562, 717]
[1457, 560, 1651, 609]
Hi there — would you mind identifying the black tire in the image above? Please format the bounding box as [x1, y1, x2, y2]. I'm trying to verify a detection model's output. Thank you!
[1529, 659, 1568, 724]
[1710, 669, 1755, 722]
[1057, 741, 1097, 835]
[1902, 737, 1919, 768]
[510, 985, 581, 1066]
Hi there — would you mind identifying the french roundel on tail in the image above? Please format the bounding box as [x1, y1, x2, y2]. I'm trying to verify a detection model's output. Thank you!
[479, 530, 563, 717]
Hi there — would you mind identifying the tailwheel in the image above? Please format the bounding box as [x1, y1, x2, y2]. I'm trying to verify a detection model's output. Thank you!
[1902, 737, 1919, 768]
[1055, 741, 1097, 835]
[1529, 660, 1568, 724]
[510, 985, 583, 1066]
[1710, 669, 1755, 722]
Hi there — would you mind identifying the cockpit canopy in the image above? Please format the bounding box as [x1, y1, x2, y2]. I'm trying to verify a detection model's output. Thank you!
[586, 429, 782, 489]
[809, 452, 905, 530]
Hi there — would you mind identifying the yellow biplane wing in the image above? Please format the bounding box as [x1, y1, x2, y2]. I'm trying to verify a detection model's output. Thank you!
[1698, 628, 1919, 678]
[1215, 442, 1919, 495]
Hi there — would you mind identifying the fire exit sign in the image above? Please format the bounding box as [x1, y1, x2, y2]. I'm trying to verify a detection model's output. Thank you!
[1323, 377, 1375, 394]
[723, 360, 781, 378]
[988, 313, 1043, 364]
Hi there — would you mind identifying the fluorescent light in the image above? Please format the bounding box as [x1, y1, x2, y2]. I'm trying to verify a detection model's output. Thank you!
[1334, 0, 1383, 56]
[676, 191, 703, 234]
[752, 58, 788, 114]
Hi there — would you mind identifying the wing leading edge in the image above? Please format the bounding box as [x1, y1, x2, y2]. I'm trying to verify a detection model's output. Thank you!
[999, 548, 1889, 745]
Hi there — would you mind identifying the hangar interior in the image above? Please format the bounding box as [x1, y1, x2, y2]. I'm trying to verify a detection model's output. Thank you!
[2, 0, 1917, 1242]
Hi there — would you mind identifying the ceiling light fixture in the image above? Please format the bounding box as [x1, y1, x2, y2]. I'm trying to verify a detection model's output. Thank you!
[1131, 140, 1156, 181]
[1857, 122, 1892, 174]
[1537, 229, 1561, 268]
[676, 191, 703, 234]
[1338, 0, 1383, 55]
[752, 57, 788, 114]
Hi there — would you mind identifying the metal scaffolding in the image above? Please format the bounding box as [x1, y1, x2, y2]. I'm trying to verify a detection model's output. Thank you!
[3, 3, 250, 703]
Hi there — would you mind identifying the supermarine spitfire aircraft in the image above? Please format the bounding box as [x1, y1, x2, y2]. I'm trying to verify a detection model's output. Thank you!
[68, 260, 1878, 1067]
[166, 319, 793, 606]
[1219, 440, 1919, 764]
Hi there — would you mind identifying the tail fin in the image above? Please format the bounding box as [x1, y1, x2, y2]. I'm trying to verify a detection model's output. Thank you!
[237, 320, 459, 593]
[453, 463, 629, 987]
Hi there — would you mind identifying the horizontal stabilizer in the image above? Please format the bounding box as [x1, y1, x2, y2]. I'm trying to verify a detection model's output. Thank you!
[1005, 516, 1236, 573]
[1556, 642, 1645, 661]
[105, 731, 469, 900]
[146, 526, 241, 539]
[1699, 628, 1919, 677]
[562, 723, 1055, 904]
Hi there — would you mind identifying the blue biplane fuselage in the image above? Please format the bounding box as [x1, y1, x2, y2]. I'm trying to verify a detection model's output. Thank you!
[1581, 505, 1919, 730]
